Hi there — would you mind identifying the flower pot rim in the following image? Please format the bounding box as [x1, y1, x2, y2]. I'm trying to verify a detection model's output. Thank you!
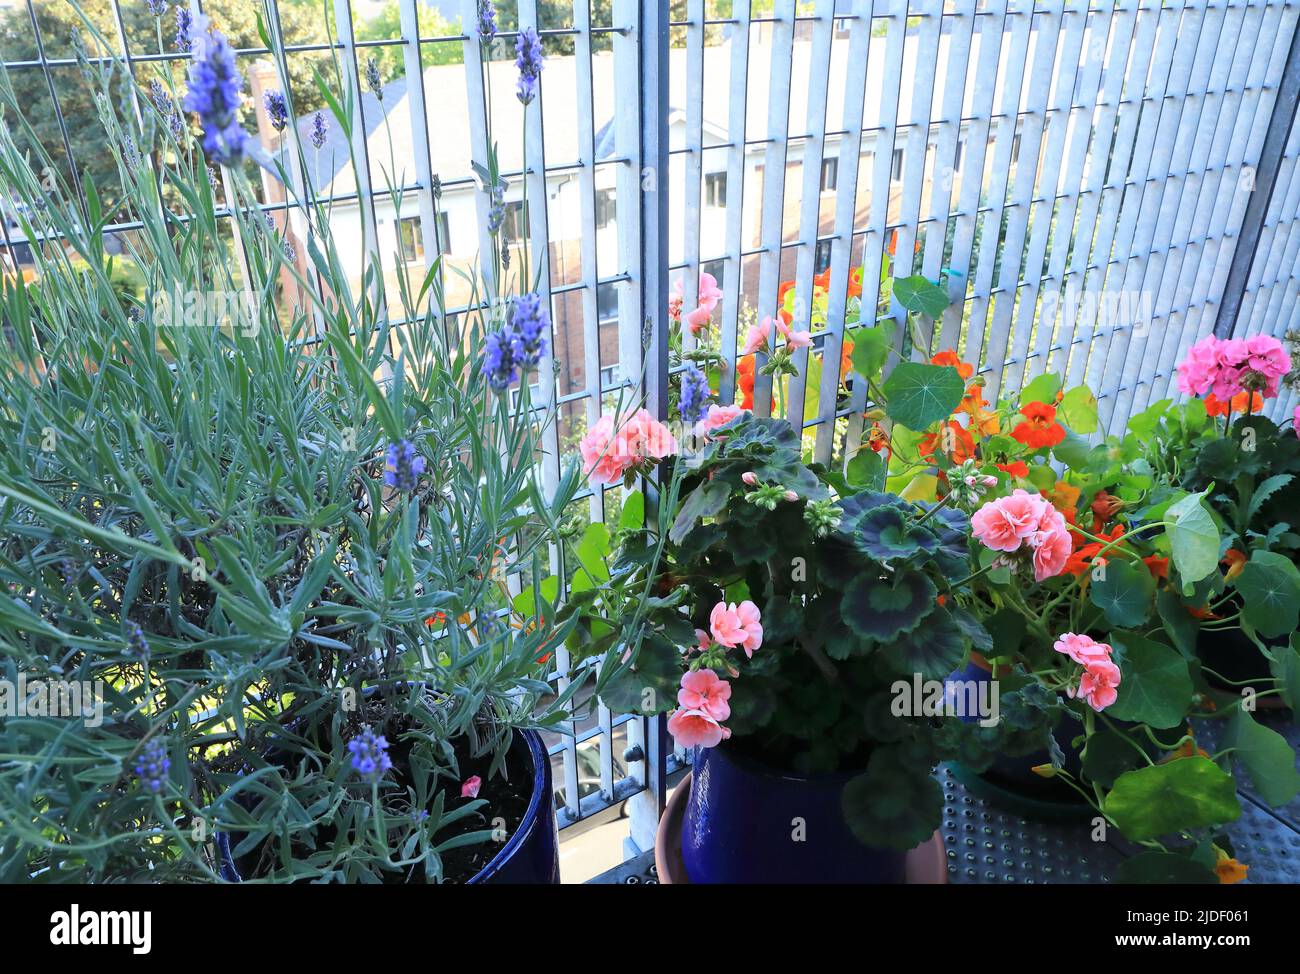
[696, 740, 869, 785]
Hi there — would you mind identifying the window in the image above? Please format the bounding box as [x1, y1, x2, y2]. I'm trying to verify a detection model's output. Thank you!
[398, 216, 422, 263]
[891, 148, 904, 182]
[595, 189, 615, 229]
[705, 172, 727, 208]
[953, 140, 963, 174]
[503, 200, 529, 243]
[814, 239, 833, 274]
[820, 158, 838, 193]
[597, 282, 619, 322]
[1011, 134, 1022, 165]
[702, 258, 725, 284]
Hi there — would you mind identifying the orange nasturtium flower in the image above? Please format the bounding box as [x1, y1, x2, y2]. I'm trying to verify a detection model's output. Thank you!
[1143, 555, 1170, 581]
[1214, 852, 1249, 885]
[919, 421, 976, 463]
[1222, 548, 1248, 582]
[997, 460, 1030, 479]
[839, 338, 854, 380]
[930, 349, 974, 381]
[1091, 489, 1125, 523]
[1011, 402, 1067, 449]
[1048, 480, 1082, 516]
[1205, 390, 1264, 416]
[865, 422, 891, 456]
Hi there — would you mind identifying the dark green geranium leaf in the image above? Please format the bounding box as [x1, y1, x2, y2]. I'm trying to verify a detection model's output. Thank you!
[1236, 551, 1300, 639]
[1223, 707, 1300, 807]
[892, 275, 951, 318]
[842, 744, 944, 851]
[598, 636, 681, 715]
[853, 504, 936, 563]
[881, 362, 966, 431]
[1107, 631, 1195, 729]
[1114, 852, 1217, 884]
[1103, 757, 1240, 841]
[668, 479, 730, 545]
[947, 603, 993, 653]
[841, 570, 937, 641]
[887, 606, 968, 680]
[1090, 557, 1155, 628]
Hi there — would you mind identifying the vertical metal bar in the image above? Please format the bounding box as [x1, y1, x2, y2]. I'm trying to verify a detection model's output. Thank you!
[333, 0, 385, 316]
[1212, 2, 1300, 338]
[750, 0, 797, 418]
[717, 0, 752, 406]
[462, 0, 497, 293]
[679, 0, 707, 354]
[813, 0, 875, 465]
[784, 0, 836, 431]
[614, 0, 645, 391]
[397, 0, 442, 276]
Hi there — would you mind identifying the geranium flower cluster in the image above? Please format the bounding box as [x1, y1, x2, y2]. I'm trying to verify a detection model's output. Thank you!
[971, 489, 1071, 581]
[666, 600, 763, 748]
[1053, 632, 1121, 712]
[670, 272, 724, 334]
[1176, 333, 1292, 402]
[579, 409, 677, 485]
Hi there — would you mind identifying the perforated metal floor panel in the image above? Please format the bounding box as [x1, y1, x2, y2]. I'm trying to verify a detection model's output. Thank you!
[588, 713, 1300, 884]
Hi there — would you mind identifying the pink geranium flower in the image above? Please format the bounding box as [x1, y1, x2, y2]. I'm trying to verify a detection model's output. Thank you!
[460, 775, 482, 799]
[709, 600, 763, 657]
[1073, 658, 1121, 712]
[677, 669, 731, 723]
[668, 708, 730, 748]
[579, 408, 678, 485]
[1177, 332, 1292, 402]
[1053, 632, 1113, 666]
[692, 403, 747, 439]
[1030, 522, 1073, 581]
[777, 318, 812, 350]
[741, 316, 773, 356]
[1176, 334, 1223, 397]
[970, 490, 1052, 553]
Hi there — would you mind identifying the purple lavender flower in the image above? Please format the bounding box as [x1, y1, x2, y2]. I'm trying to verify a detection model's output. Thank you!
[384, 439, 426, 491]
[515, 27, 543, 104]
[309, 111, 328, 150]
[486, 184, 506, 235]
[364, 57, 384, 101]
[477, 0, 498, 43]
[509, 293, 549, 368]
[679, 364, 710, 424]
[146, 0, 167, 17]
[125, 621, 150, 658]
[133, 737, 171, 794]
[348, 726, 393, 780]
[182, 24, 248, 166]
[175, 6, 193, 52]
[263, 89, 288, 132]
[484, 328, 518, 391]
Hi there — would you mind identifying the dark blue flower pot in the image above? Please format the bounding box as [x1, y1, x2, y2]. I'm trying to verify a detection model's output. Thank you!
[216, 728, 558, 884]
[681, 744, 907, 883]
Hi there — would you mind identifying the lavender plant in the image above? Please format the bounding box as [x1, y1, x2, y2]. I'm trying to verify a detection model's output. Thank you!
[0, 5, 599, 883]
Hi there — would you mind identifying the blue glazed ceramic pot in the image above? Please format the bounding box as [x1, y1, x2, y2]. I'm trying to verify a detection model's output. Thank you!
[680, 743, 907, 883]
[217, 728, 559, 884]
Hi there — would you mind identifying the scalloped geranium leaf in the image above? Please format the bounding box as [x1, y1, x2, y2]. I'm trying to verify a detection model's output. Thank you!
[1089, 557, 1155, 628]
[842, 744, 944, 851]
[886, 606, 968, 680]
[948, 603, 993, 652]
[841, 570, 937, 641]
[597, 634, 680, 715]
[1103, 757, 1240, 841]
[852, 505, 937, 563]
[881, 362, 966, 431]
[668, 480, 729, 545]
[1236, 550, 1300, 639]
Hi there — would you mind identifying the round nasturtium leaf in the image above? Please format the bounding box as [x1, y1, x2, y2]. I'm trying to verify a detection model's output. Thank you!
[1089, 557, 1155, 628]
[1103, 757, 1240, 841]
[881, 362, 966, 431]
[1235, 551, 1300, 639]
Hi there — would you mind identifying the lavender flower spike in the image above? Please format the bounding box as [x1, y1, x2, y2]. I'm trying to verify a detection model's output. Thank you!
[309, 111, 328, 150]
[182, 20, 248, 166]
[263, 89, 288, 132]
[515, 27, 543, 104]
[175, 6, 193, 52]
